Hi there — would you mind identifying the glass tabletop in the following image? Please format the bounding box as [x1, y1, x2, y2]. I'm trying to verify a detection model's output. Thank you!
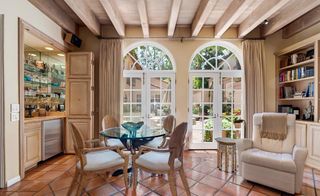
[100, 125, 166, 140]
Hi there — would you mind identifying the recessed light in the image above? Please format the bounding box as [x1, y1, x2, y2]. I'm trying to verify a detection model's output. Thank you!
[44, 47, 54, 51]
[263, 20, 269, 25]
[28, 53, 37, 57]
[57, 53, 65, 57]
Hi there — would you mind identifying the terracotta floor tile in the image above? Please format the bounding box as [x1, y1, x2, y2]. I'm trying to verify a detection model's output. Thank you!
[251, 184, 281, 196]
[248, 190, 268, 196]
[0, 192, 13, 196]
[229, 175, 253, 189]
[89, 184, 118, 196]
[192, 163, 216, 174]
[175, 176, 196, 189]
[52, 164, 74, 171]
[35, 171, 65, 182]
[183, 161, 200, 169]
[315, 180, 320, 189]
[314, 173, 320, 181]
[123, 183, 151, 196]
[85, 176, 107, 191]
[8, 192, 35, 196]
[190, 182, 218, 196]
[112, 192, 124, 196]
[209, 169, 233, 180]
[137, 170, 152, 182]
[54, 187, 71, 196]
[316, 188, 320, 195]
[184, 170, 206, 181]
[214, 190, 231, 196]
[145, 192, 159, 196]
[5, 181, 47, 192]
[49, 174, 73, 191]
[199, 175, 226, 189]
[140, 176, 167, 190]
[300, 185, 316, 196]
[303, 171, 313, 180]
[110, 177, 127, 191]
[24, 171, 47, 181]
[219, 182, 250, 196]
[33, 185, 54, 196]
[302, 176, 314, 187]
[154, 183, 187, 196]
[33, 164, 58, 172]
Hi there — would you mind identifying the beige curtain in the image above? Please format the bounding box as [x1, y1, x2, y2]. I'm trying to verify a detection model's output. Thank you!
[99, 39, 122, 128]
[243, 40, 265, 138]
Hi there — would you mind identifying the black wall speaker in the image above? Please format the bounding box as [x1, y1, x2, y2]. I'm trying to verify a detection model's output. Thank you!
[64, 33, 82, 48]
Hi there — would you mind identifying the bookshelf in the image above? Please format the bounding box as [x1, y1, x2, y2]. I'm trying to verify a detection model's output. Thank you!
[276, 41, 319, 122]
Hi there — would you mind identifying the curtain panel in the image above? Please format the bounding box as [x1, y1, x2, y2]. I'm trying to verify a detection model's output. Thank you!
[99, 39, 122, 129]
[243, 40, 266, 138]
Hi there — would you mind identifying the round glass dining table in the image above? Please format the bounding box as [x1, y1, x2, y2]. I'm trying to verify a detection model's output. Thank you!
[100, 125, 166, 154]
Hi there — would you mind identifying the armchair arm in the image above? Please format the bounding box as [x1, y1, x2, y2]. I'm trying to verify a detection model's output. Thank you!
[235, 138, 253, 175]
[158, 137, 170, 148]
[292, 145, 308, 193]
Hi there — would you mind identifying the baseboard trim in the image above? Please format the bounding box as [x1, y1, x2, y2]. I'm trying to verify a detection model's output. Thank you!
[6, 176, 21, 187]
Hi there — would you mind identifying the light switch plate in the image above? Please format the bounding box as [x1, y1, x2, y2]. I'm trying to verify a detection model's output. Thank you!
[10, 104, 20, 113]
[11, 113, 19, 122]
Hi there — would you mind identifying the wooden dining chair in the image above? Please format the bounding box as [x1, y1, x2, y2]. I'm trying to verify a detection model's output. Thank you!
[101, 115, 125, 148]
[68, 123, 129, 196]
[145, 115, 176, 148]
[132, 122, 190, 196]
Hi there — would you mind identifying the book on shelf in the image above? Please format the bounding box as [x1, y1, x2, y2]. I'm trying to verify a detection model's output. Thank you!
[279, 66, 314, 82]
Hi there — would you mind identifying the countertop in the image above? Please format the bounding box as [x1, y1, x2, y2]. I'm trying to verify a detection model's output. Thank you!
[24, 115, 65, 123]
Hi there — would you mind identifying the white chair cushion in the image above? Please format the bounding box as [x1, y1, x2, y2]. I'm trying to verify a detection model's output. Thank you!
[241, 148, 296, 174]
[135, 151, 181, 171]
[145, 137, 164, 148]
[77, 150, 124, 171]
[101, 139, 125, 148]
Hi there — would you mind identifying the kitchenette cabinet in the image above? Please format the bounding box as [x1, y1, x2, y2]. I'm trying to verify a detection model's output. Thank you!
[24, 122, 41, 170]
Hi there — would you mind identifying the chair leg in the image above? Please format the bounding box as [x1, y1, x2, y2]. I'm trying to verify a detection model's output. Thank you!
[179, 167, 191, 196]
[76, 172, 86, 196]
[168, 171, 177, 196]
[123, 160, 129, 189]
[132, 161, 138, 188]
[68, 168, 80, 195]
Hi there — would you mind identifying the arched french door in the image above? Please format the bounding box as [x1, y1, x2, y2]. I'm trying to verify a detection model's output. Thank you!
[188, 41, 244, 149]
[122, 42, 176, 128]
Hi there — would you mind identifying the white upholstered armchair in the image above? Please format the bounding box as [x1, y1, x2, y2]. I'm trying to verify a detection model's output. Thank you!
[237, 113, 308, 194]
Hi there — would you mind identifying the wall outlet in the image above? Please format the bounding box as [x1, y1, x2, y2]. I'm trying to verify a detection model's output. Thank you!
[11, 112, 19, 122]
[10, 104, 20, 113]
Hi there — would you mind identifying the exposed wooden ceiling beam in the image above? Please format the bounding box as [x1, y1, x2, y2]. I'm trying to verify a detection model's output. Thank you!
[215, 0, 255, 38]
[168, 0, 182, 37]
[137, 0, 149, 38]
[238, 0, 290, 38]
[64, 0, 100, 36]
[99, 0, 125, 37]
[282, 5, 320, 39]
[262, 0, 320, 37]
[191, 0, 217, 37]
[28, 0, 77, 34]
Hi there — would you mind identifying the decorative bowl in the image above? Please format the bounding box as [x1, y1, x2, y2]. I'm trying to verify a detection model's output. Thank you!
[121, 121, 144, 132]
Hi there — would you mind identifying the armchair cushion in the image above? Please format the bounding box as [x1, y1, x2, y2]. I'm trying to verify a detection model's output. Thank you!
[241, 148, 296, 173]
[77, 150, 124, 171]
[135, 151, 181, 171]
[101, 138, 124, 148]
[145, 137, 164, 148]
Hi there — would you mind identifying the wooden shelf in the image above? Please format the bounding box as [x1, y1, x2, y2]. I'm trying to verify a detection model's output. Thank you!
[279, 97, 314, 101]
[279, 76, 314, 84]
[279, 59, 315, 71]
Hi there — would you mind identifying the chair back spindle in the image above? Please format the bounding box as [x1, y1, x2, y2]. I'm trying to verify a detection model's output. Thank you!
[70, 123, 87, 169]
[102, 115, 119, 130]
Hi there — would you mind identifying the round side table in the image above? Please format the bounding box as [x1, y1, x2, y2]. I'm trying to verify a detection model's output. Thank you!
[215, 137, 237, 173]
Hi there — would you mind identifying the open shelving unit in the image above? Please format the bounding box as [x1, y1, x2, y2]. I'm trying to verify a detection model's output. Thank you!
[275, 41, 319, 122]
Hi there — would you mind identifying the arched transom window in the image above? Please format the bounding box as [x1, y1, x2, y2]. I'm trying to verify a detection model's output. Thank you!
[190, 45, 241, 71]
[123, 44, 174, 71]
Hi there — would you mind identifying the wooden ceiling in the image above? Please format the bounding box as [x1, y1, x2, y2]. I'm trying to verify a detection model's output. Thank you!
[29, 0, 320, 39]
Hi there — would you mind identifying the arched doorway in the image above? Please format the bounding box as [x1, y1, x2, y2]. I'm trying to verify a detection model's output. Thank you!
[188, 41, 244, 149]
[122, 42, 176, 128]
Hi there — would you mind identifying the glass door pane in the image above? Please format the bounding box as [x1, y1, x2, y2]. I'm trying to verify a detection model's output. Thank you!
[189, 73, 220, 149]
[147, 75, 175, 128]
[122, 75, 144, 122]
[221, 76, 242, 139]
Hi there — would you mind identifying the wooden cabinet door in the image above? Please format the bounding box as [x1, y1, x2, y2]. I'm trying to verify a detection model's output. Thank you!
[24, 122, 41, 169]
[295, 123, 307, 147]
[65, 52, 94, 153]
[307, 124, 320, 169]
[67, 52, 93, 79]
[65, 119, 93, 153]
